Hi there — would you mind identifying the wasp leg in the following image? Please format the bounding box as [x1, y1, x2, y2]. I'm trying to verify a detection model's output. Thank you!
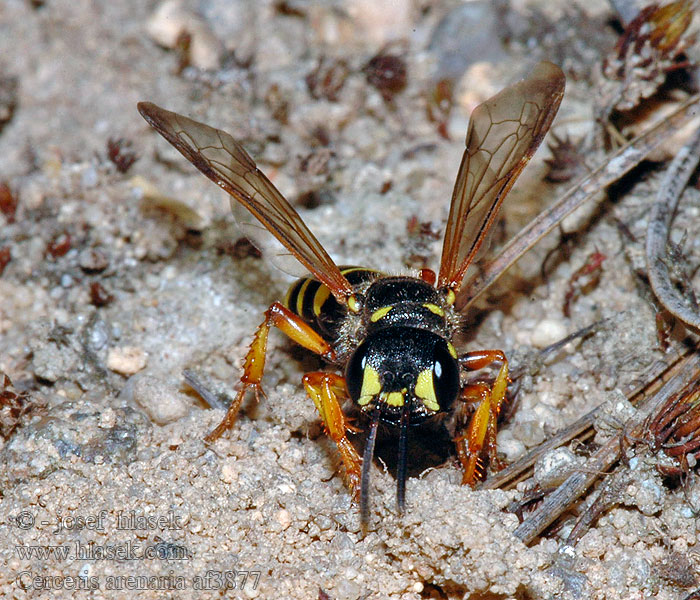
[206, 302, 336, 442]
[454, 350, 509, 485]
[303, 372, 362, 497]
[454, 382, 490, 484]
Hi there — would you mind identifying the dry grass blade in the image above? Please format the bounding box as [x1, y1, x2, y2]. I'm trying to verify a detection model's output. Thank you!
[564, 356, 700, 546]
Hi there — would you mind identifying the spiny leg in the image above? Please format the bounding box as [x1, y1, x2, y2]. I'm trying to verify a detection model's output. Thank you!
[454, 350, 509, 485]
[454, 382, 490, 484]
[206, 302, 336, 443]
[303, 372, 362, 497]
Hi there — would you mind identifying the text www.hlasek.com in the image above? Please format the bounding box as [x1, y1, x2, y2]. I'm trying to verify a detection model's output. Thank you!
[16, 540, 190, 561]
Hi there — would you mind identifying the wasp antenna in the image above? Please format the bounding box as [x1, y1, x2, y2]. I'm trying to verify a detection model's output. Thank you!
[396, 403, 410, 514]
[360, 409, 381, 526]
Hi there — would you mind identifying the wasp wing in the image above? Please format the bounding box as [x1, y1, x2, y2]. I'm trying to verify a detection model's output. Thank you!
[137, 102, 354, 301]
[436, 61, 565, 292]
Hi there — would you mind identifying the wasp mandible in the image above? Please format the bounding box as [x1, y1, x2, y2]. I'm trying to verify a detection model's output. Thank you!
[138, 60, 565, 522]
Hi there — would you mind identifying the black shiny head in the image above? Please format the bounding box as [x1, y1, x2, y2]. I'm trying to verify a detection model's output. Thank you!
[347, 326, 460, 522]
[345, 327, 460, 424]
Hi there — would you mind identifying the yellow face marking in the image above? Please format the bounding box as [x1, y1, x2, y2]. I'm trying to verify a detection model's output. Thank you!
[445, 289, 456, 305]
[347, 295, 360, 313]
[370, 305, 393, 322]
[385, 391, 405, 407]
[447, 342, 458, 360]
[423, 303, 444, 317]
[313, 285, 331, 317]
[414, 369, 439, 412]
[296, 278, 313, 315]
[358, 365, 382, 406]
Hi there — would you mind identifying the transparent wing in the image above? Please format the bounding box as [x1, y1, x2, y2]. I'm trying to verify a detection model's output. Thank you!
[137, 102, 354, 301]
[228, 197, 313, 278]
[437, 61, 565, 291]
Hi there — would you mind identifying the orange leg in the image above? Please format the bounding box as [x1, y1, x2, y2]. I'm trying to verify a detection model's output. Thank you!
[454, 350, 509, 485]
[303, 372, 362, 497]
[206, 302, 336, 442]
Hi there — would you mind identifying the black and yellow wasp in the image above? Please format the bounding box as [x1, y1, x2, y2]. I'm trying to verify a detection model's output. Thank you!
[138, 61, 565, 521]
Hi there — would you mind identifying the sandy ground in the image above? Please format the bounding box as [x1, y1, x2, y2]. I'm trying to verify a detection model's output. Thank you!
[1, 0, 700, 598]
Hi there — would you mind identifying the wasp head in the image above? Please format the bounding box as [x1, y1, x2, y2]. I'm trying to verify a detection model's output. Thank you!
[345, 326, 460, 521]
[345, 327, 459, 424]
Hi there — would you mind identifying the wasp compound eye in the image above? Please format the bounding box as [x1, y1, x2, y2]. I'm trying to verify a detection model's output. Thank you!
[432, 340, 459, 412]
[345, 341, 373, 406]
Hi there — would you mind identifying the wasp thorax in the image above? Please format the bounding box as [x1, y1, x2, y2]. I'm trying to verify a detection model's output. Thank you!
[345, 327, 459, 424]
[362, 276, 453, 337]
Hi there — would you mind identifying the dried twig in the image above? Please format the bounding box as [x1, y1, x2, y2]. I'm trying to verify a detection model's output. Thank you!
[182, 368, 231, 411]
[646, 123, 700, 331]
[644, 378, 700, 471]
[483, 345, 692, 491]
[511, 349, 700, 545]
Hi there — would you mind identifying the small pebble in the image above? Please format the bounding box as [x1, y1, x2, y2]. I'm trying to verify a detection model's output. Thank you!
[531, 318, 567, 348]
[146, 0, 223, 70]
[86, 317, 110, 350]
[496, 433, 526, 462]
[107, 346, 148, 375]
[429, 1, 506, 80]
[220, 459, 239, 484]
[81, 166, 98, 188]
[534, 447, 582, 488]
[79, 248, 109, 272]
[346, 0, 413, 45]
[123, 373, 190, 425]
[98, 407, 117, 429]
[276, 509, 291, 530]
[513, 420, 546, 447]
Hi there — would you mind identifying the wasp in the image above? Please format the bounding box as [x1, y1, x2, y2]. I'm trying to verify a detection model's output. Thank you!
[138, 61, 565, 521]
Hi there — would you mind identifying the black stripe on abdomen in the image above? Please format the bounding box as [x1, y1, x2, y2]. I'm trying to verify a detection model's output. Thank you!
[283, 267, 381, 340]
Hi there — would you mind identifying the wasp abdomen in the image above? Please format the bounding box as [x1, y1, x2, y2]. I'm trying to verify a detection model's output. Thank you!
[284, 266, 379, 340]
